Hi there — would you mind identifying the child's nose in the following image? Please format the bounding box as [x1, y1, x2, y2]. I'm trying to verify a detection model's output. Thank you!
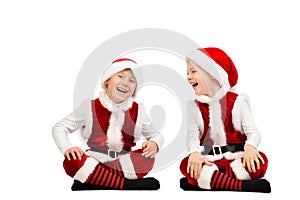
[187, 75, 192, 81]
[121, 79, 129, 87]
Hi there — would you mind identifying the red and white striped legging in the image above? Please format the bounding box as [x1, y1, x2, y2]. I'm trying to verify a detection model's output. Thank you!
[63, 149, 155, 189]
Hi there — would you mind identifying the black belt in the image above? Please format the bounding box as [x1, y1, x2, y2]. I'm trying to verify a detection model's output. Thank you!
[88, 147, 132, 159]
[203, 143, 244, 156]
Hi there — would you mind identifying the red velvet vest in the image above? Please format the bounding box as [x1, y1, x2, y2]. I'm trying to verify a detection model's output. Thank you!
[87, 98, 139, 150]
[197, 91, 247, 146]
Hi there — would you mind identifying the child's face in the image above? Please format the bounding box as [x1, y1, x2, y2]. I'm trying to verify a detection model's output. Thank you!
[105, 69, 137, 104]
[186, 60, 211, 96]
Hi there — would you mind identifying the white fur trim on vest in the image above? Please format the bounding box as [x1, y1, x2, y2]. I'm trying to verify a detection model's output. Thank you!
[119, 154, 138, 180]
[230, 158, 251, 180]
[208, 100, 227, 146]
[99, 91, 134, 152]
[106, 109, 125, 152]
[207, 85, 228, 146]
[232, 93, 250, 132]
[197, 164, 218, 189]
[73, 157, 99, 183]
[99, 91, 133, 112]
[196, 95, 211, 104]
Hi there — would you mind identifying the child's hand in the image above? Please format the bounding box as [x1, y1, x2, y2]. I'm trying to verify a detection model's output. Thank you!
[243, 144, 265, 173]
[64, 147, 86, 161]
[142, 141, 158, 158]
[187, 152, 213, 179]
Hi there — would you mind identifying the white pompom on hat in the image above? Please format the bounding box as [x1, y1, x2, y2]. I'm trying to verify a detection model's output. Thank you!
[101, 58, 138, 89]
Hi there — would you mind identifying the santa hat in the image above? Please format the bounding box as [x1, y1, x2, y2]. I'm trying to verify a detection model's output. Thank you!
[186, 47, 238, 89]
[101, 58, 139, 89]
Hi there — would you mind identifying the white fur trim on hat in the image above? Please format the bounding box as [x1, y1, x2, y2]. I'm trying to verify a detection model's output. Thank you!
[101, 58, 138, 89]
[186, 50, 229, 87]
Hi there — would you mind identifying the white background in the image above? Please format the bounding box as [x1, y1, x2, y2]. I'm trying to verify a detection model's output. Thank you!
[1, 0, 299, 199]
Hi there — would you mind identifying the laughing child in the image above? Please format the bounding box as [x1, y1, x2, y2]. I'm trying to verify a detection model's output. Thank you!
[179, 48, 271, 193]
[52, 58, 163, 190]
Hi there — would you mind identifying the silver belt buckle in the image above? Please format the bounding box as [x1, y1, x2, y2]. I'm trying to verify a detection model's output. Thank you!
[108, 149, 117, 158]
[212, 145, 222, 156]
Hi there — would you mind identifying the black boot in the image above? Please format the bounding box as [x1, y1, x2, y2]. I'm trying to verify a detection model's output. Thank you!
[122, 177, 160, 190]
[71, 180, 109, 191]
[180, 177, 206, 191]
[242, 179, 271, 193]
[72, 177, 160, 191]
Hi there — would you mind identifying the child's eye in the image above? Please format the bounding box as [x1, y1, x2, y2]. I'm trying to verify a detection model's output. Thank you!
[118, 75, 123, 78]
[191, 70, 197, 73]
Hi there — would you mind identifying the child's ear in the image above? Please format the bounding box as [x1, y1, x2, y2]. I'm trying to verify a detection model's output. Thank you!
[104, 78, 110, 88]
[132, 90, 136, 97]
[208, 73, 216, 80]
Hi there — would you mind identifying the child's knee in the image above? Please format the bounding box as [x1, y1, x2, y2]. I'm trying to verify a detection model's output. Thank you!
[249, 152, 268, 180]
[259, 151, 268, 165]
[122, 150, 155, 178]
[63, 155, 88, 178]
[179, 157, 189, 176]
[130, 149, 155, 165]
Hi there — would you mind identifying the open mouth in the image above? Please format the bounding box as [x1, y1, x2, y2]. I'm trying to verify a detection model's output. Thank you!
[192, 83, 198, 87]
[116, 87, 128, 94]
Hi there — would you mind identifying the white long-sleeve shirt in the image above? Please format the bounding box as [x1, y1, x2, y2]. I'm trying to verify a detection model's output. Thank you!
[52, 92, 164, 156]
[186, 90, 261, 156]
